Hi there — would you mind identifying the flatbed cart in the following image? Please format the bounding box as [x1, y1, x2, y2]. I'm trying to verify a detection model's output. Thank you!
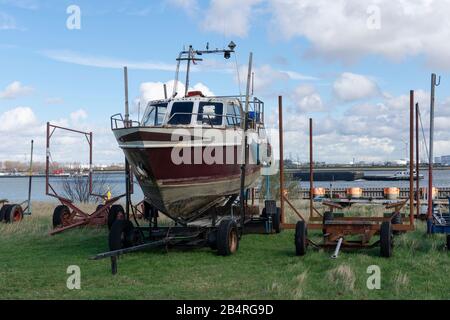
[46, 123, 126, 235]
[283, 91, 418, 258]
[0, 140, 34, 224]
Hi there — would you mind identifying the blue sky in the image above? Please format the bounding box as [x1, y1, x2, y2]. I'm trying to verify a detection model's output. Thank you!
[1, 0, 450, 164]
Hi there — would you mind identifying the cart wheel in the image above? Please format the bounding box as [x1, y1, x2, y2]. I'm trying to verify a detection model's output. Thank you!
[52, 205, 71, 228]
[295, 221, 308, 256]
[272, 208, 282, 233]
[0, 205, 10, 222]
[4, 204, 23, 223]
[380, 221, 393, 257]
[217, 219, 239, 256]
[447, 235, 450, 251]
[109, 220, 135, 251]
[108, 205, 125, 230]
[323, 211, 333, 235]
[208, 230, 218, 250]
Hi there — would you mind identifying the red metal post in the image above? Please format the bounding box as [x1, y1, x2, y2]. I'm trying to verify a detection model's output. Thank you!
[309, 118, 313, 219]
[415, 103, 420, 219]
[278, 96, 285, 223]
[89, 132, 93, 195]
[409, 91, 414, 226]
[45, 122, 50, 195]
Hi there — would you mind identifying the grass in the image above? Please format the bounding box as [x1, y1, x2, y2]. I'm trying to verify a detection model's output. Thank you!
[0, 202, 449, 300]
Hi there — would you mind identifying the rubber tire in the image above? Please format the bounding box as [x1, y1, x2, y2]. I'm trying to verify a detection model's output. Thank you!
[4, 204, 23, 223]
[0, 205, 10, 222]
[380, 221, 393, 257]
[109, 219, 135, 251]
[323, 211, 333, 235]
[295, 221, 307, 256]
[108, 205, 125, 230]
[272, 208, 282, 233]
[447, 235, 450, 251]
[52, 205, 70, 228]
[217, 219, 239, 256]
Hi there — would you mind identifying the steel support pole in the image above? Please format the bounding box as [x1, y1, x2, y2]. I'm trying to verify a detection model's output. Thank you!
[415, 103, 420, 219]
[124, 66, 131, 220]
[427, 74, 437, 233]
[45, 122, 50, 195]
[309, 118, 313, 219]
[26, 140, 34, 215]
[278, 96, 284, 223]
[409, 91, 414, 226]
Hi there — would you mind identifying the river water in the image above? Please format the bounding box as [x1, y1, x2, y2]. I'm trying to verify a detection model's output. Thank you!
[1, 170, 449, 202]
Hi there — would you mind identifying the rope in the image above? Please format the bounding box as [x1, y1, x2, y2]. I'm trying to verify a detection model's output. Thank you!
[418, 105, 430, 160]
[234, 52, 242, 97]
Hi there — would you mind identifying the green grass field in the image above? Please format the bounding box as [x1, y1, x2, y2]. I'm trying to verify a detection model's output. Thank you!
[0, 202, 449, 300]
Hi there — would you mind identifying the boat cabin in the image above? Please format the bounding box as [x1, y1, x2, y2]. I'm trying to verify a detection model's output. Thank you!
[140, 91, 264, 129]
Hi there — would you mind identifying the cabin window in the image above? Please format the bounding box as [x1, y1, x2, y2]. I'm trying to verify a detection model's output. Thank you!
[233, 104, 242, 127]
[168, 102, 194, 125]
[142, 103, 167, 126]
[226, 103, 237, 127]
[197, 102, 223, 126]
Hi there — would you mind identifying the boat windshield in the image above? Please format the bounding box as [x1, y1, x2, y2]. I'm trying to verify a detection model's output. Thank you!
[142, 103, 168, 126]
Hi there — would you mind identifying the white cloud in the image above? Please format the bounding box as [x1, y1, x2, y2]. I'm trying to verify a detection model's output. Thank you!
[333, 72, 379, 102]
[269, 0, 450, 68]
[137, 80, 215, 107]
[41, 50, 176, 71]
[291, 85, 325, 113]
[70, 109, 88, 123]
[0, 107, 37, 132]
[201, 0, 263, 37]
[0, 81, 34, 99]
[0, 12, 17, 30]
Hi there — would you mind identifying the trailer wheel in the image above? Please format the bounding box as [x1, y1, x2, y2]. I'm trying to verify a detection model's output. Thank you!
[446, 235, 450, 251]
[272, 208, 282, 233]
[217, 219, 239, 256]
[295, 221, 308, 256]
[0, 205, 10, 222]
[323, 211, 333, 235]
[380, 221, 393, 257]
[108, 205, 125, 230]
[52, 205, 70, 228]
[109, 220, 135, 251]
[4, 204, 23, 223]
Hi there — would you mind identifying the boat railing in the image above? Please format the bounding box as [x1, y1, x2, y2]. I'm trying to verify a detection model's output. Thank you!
[111, 113, 141, 130]
[166, 112, 245, 128]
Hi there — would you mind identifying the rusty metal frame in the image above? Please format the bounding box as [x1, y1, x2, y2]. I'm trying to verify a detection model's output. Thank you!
[279, 91, 417, 250]
[46, 122, 125, 235]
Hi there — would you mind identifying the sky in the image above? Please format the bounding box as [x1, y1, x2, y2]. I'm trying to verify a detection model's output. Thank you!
[1, 0, 450, 165]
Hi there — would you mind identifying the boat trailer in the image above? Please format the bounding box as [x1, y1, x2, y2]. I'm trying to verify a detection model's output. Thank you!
[46, 123, 126, 235]
[0, 140, 34, 224]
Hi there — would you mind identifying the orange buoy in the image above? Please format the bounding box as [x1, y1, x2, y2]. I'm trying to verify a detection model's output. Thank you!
[420, 187, 439, 200]
[384, 187, 400, 200]
[312, 187, 326, 198]
[346, 187, 363, 199]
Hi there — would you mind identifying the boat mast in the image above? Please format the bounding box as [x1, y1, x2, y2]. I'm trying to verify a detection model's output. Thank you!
[173, 42, 237, 98]
[239, 52, 253, 232]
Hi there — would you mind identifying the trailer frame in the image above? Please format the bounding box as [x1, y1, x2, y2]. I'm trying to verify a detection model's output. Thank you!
[45, 122, 125, 235]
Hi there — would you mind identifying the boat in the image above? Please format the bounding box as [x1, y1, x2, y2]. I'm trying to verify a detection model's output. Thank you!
[363, 169, 424, 181]
[111, 43, 272, 221]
